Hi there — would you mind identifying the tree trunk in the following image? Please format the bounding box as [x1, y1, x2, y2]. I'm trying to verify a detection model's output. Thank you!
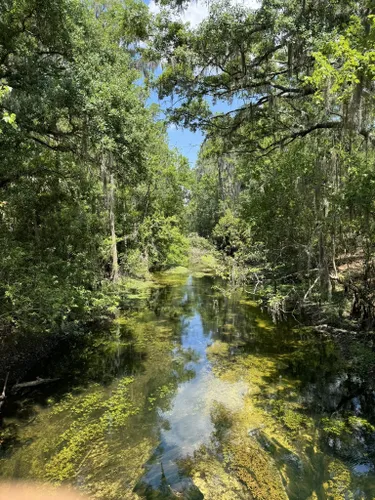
[101, 155, 119, 282]
[109, 173, 119, 282]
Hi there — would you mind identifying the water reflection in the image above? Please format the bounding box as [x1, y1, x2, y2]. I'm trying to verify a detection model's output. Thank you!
[1, 274, 375, 499]
[136, 284, 247, 497]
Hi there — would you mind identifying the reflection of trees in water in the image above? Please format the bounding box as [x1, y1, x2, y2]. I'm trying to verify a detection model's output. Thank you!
[2, 275, 375, 498]
[0, 283, 202, 498]
[140, 277, 375, 498]
[192, 276, 375, 497]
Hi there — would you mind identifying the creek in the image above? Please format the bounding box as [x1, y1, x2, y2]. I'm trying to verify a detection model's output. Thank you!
[1, 273, 375, 499]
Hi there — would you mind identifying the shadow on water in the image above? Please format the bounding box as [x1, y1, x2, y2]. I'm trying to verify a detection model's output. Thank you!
[1, 274, 375, 499]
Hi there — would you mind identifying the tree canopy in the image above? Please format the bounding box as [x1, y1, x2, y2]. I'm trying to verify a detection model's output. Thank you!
[149, 0, 375, 321]
[0, 0, 191, 364]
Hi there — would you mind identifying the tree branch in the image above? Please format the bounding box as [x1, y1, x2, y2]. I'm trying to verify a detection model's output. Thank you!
[233, 121, 343, 157]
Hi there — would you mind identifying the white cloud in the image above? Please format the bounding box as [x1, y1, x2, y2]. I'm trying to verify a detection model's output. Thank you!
[148, 0, 260, 29]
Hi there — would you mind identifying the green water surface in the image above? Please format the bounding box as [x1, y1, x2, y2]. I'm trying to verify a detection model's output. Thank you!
[1, 274, 375, 499]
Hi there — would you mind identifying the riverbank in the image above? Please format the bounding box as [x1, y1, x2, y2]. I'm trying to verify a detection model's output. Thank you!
[209, 248, 375, 337]
[0, 238, 217, 410]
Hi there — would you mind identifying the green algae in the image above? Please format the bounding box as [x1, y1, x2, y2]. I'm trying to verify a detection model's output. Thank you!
[154, 267, 191, 286]
[239, 299, 261, 308]
[204, 348, 293, 499]
[120, 277, 161, 301]
[279, 408, 311, 433]
[321, 417, 349, 437]
[0, 304, 184, 499]
[324, 460, 354, 500]
[158, 265, 215, 285]
[321, 415, 375, 441]
[180, 446, 249, 500]
[348, 416, 375, 433]
[204, 312, 375, 500]
[179, 397, 289, 500]
[206, 340, 230, 357]
[226, 440, 288, 500]
[164, 266, 190, 276]
[205, 338, 352, 499]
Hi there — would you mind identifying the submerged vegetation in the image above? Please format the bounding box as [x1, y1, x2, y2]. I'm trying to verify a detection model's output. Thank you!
[2, 271, 375, 498]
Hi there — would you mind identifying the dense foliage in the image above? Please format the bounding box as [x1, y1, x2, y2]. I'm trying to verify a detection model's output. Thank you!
[0, 0, 191, 378]
[153, 0, 375, 325]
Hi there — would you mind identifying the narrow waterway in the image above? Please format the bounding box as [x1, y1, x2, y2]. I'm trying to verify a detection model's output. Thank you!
[1, 273, 375, 499]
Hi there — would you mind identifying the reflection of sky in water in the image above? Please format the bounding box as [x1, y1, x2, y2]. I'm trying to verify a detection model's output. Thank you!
[139, 296, 246, 491]
[353, 463, 374, 476]
[181, 313, 211, 359]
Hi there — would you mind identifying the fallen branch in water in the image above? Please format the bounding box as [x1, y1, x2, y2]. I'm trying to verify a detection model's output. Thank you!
[314, 324, 357, 335]
[0, 375, 60, 418]
[11, 377, 60, 393]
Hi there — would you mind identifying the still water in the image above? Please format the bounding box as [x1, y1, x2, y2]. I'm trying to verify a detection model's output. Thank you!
[1, 273, 375, 499]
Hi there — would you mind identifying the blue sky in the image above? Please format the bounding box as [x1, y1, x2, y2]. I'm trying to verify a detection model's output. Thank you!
[147, 83, 204, 168]
[143, 0, 204, 166]
[166, 125, 204, 168]
[143, 0, 258, 166]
